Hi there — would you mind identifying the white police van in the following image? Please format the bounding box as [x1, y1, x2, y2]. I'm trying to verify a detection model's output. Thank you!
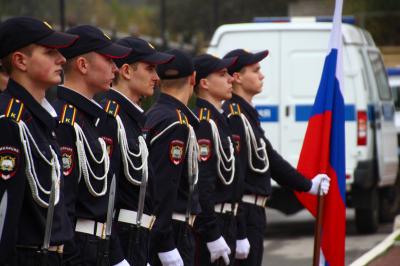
[208, 17, 400, 233]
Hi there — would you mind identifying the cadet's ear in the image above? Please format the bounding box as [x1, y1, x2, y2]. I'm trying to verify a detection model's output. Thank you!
[199, 77, 209, 91]
[11, 52, 29, 72]
[119, 64, 131, 81]
[232, 72, 242, 84]
[75, 56, 89, 75]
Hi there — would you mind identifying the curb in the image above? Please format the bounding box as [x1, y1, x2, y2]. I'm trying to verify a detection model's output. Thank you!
[349, 215, 400, 266]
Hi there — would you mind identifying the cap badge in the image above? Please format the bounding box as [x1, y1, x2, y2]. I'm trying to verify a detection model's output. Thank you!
[103, 32, 111, 40]
[148, 42, 155, 49]
[43, 21, 53, 29]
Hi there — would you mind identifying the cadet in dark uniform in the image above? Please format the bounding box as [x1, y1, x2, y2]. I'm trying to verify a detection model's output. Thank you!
[145, 49, 200, 266]
[51, 25, 131, 265]
[99, 36, 174, 266]
[192, 54, 248, 265]
[0, 17, 78, 265]
[222, 49, 330, 266]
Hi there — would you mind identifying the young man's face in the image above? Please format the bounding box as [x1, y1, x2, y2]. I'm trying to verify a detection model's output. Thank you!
[25, 45, 66, 88]
[206, 68, 233, 101]
[239, 62, 264, 96]
[129, 61, 159, 98]
[86, 52, 118, 93]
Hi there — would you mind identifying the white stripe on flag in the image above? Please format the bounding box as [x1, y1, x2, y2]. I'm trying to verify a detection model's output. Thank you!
[328, 0, 344, 95]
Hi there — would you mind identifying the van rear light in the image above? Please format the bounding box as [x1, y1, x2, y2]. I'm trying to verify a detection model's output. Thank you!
[357, 111, 367, 146]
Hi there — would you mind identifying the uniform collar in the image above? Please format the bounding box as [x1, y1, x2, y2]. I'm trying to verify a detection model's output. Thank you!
[57, 85, 106, 122]
[106, 89, 146, 126]
[158, 93, 199, 126]
[6, 79, 57, 130]
[231, 93, 260, 121]
[195, 97, 227, 125]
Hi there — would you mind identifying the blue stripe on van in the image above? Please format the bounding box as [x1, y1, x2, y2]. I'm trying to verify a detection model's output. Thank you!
[255, 105, 279, 122]
[295, 104, 356, 122]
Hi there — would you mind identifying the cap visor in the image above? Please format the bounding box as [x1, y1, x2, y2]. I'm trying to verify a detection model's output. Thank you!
[97, 43, 132, 59]
[248, 50, 269, 65]
[142, 52, 175, 64]
[37, 32, 79, 49]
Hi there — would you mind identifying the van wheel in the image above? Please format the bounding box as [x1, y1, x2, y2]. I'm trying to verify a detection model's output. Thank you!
[355, 188, 379, 234]
[379, 177, 400, 222]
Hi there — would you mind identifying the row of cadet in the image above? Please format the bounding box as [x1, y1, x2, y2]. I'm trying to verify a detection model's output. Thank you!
[0, 17, 331, 266]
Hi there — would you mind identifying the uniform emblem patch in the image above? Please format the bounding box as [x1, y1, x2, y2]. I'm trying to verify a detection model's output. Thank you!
[198, 139, 212, 161]
[60, 146, 74, 176]
[0, 146, 19, 180]
[101, 136, 113, 157]
[169, 140, 185, 165]
[232, 134, 241, 154]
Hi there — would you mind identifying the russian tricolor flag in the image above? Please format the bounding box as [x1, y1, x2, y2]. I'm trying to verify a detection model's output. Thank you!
[295, 0, 346, 265]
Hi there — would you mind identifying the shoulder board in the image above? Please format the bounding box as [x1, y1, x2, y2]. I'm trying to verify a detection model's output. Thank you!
[198, 107, 211, 121]
[176, 109, 189, 125]
[60, 104, 77, 126]
[104, 100, 120, 117]
[229, 103, 241, 116]
[5, 98, 24, 122]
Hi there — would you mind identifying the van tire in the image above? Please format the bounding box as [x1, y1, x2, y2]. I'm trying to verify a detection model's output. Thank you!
[355, 188, 379, 234]
[379, 176, 400, 222]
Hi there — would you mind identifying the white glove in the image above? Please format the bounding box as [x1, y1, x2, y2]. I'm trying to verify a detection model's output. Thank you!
[206, 236, 231, 265]
[235, 238, 250, 259]
[158, 248, 184, 266]
[113, 259, 130, 266]
[309, 174, 331, 195]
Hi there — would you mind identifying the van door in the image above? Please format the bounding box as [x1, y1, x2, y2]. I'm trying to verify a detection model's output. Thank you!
[279, 30, 330, 166]
[362, 50, 398, 185]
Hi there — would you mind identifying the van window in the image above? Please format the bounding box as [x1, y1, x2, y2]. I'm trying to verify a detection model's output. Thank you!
[368, 52, 392, 100]
[391, 85, 400, 110]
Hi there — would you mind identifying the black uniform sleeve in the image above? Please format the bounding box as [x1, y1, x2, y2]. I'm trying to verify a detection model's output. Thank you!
[55, 123, 79, 222]
[266, 138, 312, 192]
[149, 124, 188, 253]
[0, 119, 26, 263]
[194, 120, 221, 242]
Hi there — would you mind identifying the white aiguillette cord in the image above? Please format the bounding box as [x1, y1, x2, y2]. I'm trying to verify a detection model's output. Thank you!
[74, 123, 109, 197]
[209, 119, 235, 185]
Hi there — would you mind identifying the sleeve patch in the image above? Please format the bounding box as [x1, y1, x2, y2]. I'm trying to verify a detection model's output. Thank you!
[198, 139, 212, 161]
[60, 146, 74, 176]
[105, 100, 120, 117]
[0, 146, 20, 180]
[5, 98, 24, 122]
[232, 134, 241, 154]
[60, 104, 77, 125]
[169, 140, 185, 165]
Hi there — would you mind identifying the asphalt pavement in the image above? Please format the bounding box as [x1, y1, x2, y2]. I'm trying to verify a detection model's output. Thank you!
[261, 208, 393, 266]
